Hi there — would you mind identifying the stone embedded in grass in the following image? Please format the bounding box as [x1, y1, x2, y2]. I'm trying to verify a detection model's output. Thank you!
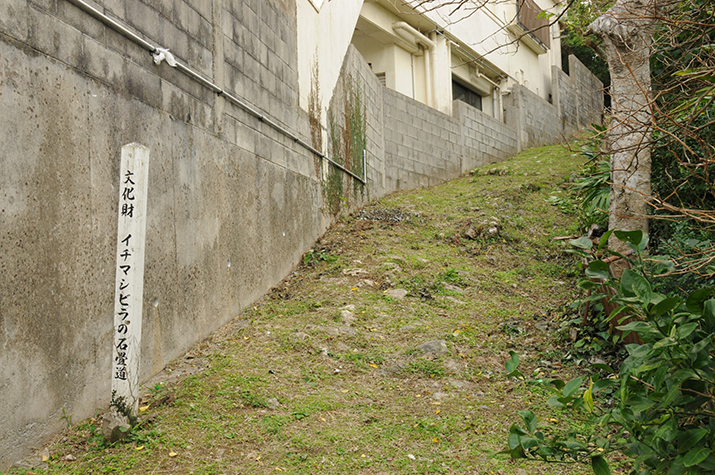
[343, 268, 369, 277]
[101, 411, 130, 443]
[417, 340, 449, 356]
[385, 288, 408, 299]
[461, 217, 502, 240]
[340, 310, 357, 324]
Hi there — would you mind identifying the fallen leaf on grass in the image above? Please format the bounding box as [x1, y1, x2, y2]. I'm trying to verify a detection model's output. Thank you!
[169, 452, 178, 458]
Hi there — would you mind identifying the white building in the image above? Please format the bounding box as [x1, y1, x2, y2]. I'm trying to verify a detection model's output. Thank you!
[298, 0, 564, 125]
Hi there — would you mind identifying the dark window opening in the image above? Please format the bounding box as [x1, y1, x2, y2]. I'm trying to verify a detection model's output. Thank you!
[452, 80, 483, 111]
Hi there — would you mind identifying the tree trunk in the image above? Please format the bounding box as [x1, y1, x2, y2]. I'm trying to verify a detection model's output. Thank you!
[588, 0, 657, 274]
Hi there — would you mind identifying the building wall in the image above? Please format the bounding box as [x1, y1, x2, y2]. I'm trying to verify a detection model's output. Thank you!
[0, 0, 602, 468]
[423, 0, 563, 102]
[383, 88, 463, 191]
[295, 0, 363, 132]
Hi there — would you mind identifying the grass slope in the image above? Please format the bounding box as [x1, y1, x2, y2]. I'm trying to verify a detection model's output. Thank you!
[12, 144, 593, 475]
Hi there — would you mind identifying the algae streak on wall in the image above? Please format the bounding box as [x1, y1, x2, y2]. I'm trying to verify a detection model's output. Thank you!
[326, 74, 368, 216]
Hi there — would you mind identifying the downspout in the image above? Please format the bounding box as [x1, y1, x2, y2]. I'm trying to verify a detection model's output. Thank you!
[393, 22, 435, 107]
[424, 45, 433, 107]
[430, 32, 439, 110]
[477, 72, 502, 120]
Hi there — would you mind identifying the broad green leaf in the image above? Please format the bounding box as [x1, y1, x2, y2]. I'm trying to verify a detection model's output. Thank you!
[569, 236, 593, 250]
[614, 230, 643, 247]
[626, 395, 655, 414]
[505, 351, 519, 373]
[593, 378, 618, 393]
[677, 428, 708, 453]
[704, 299, 715, 318]
[628, 343, 654, 359]
[591, 363, 615, 373]
[519, 436, 539, 449]
[598, 230, 614, 249]
[697, 453, 715, 470]
[652, 337, 678, 350]
[690, 337, 712, 356]
[618, 321, 652, 333]
[508, 432, 521, 450]
[678, 322, 699, 339]
[683, 447, 711, 467]
[654, 415, 677, 442]
[546, 396, 564, 408]
[563, 376, 585, 397]
[563, 439, 586, 450]
[686, 289, 714, 315]
[620, 269, 652, 303]
[703, 299, 715, 332]
[591, 455, 612, 475]
[585, 267, 609, 280]
[652, 297, 681, 317]
[578, 280, 601, 290]
[518, 410, 537, 433]
[589, 260, 611, 272]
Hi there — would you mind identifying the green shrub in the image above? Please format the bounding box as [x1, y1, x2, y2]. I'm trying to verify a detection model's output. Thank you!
[505, 231, 715, 474]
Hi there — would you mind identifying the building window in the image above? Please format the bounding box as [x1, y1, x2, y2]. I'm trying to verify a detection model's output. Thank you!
[452, 80, 483, 111]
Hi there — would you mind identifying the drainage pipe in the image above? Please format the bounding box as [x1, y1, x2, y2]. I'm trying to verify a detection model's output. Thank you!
[63, 0, 366, 184]
[393, 22, 435, 107]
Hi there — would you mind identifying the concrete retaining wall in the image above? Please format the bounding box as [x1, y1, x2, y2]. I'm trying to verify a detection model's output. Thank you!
[552, 56, 605, 137]
[383, 88, 463, 191]
[454, 100, 519, 172]
[1, 0, 325, 468]
[0, 3, 602, 468]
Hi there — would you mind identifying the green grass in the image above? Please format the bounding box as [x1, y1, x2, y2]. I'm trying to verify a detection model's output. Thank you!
[12, 144, 595, 475]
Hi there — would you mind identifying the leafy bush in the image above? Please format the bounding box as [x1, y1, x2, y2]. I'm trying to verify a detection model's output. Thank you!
[505, 231, 715, 474]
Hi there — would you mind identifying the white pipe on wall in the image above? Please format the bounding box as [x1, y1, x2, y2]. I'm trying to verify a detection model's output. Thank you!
[392, 22, 435, 49]
[393, 22, 435, 107]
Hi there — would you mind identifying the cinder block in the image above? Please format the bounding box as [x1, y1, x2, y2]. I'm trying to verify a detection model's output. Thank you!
[124, 60, 162, 109]
[82, 34, 126, 86]
[124, 0, 164, 44]
[2, 0, 29, 41]
[27, 7, 82, 64]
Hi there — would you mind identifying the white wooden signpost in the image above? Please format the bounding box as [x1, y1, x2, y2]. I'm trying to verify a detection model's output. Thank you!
[111, 143, 150, 417]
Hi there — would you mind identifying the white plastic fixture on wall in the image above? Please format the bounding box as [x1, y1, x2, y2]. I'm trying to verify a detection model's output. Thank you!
[309, 0, 324, 12]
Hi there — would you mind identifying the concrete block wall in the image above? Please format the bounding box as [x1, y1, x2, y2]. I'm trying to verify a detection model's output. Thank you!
[382, 88, 463, 191]
[569, 55, 604, 130]
[338, 45, 387, 199]
[454, 100, 519, 173]
[0, 0, 325, 468]
[222, 0, 298, 129]
[552, 55, 605, 137]
[505, 83, 562, 150]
